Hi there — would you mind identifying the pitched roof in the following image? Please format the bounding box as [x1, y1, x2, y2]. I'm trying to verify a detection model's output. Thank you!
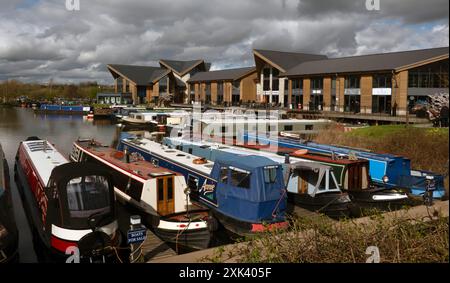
[107, 64, 169, 85]
[284, 47, 449, 77]
[187, 67, 256, 83]
[159, 59, 205, 76]
[253, 49, 327, 72]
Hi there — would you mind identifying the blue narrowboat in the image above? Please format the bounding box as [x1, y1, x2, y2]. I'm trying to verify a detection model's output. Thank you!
[243, 133, 445, 198]
[117, 137, 288, 236]
[36, 104, 91, 115]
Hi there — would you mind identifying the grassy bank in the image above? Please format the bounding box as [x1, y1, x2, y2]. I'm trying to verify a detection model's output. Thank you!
[225, 215, 449, 263]
[314, 124, 449, 195]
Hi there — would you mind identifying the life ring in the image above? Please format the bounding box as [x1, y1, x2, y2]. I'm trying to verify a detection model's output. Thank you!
[113, 151, 125, 159]
[292, 149, 308, 156]
[193, 157, 207, 165]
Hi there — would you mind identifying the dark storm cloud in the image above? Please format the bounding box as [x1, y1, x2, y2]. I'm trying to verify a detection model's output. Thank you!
[0, 0, 448, 83]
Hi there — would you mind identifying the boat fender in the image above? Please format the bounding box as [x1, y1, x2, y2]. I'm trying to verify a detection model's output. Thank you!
[206, 216, 219, 232]
[193, 157, 207, 165]
[78, 231, 112, 258]
[292, 149, 308, 156]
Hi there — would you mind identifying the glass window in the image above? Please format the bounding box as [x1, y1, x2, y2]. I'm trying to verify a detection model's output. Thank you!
[230, 168, 251, 189]
[167, 178, 173, 200]
[187, 175, 199, 191]
[272, 79, 279, 91]
[284, 125, 293, 131]
[66, 175, 111, 219]
[220, 167, 228, 183]
[263, 68, 271, 77]
[264, 166, 278, 183]
[311, 78, 323, 89]
[345, 76, 360, 88]
[157, 179, 164, 201]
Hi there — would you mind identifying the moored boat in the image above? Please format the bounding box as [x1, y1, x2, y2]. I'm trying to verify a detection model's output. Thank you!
[117, 136, 289, 237]
[14, 137, 121, 262]
[70, 139, 212, 250]
[163, 137, 353, 219]
[1, 143, 19, 263]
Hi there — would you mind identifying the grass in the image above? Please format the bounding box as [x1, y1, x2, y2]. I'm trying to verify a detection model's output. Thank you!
[314, 124, 449, 196]
[204, 214, 449, 263]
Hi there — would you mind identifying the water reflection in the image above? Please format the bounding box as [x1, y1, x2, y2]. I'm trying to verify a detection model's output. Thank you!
[0, 107, 116, 262]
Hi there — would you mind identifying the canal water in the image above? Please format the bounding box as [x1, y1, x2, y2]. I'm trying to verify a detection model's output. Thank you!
[0, 106, 231, 262]
[0, 107, 130, 262]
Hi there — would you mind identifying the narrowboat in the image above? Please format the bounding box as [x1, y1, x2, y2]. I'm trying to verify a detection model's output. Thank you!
[14, 137, 121, 262]
[35, 104, 91, 115]
[233, 141, 410, 212]
[117, 136, 288, 237]
[1, 143, 19, 263]
[244, 133, 446, 198]
[163, 137, 352, 219]
[199, 118, 332, 139]
[70, 139, 212, 250]
[191, 135, 410, 211]
[122, 112, 159, 127]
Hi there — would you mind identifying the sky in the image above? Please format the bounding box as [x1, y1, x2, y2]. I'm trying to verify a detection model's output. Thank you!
[0, 0, 448, 84]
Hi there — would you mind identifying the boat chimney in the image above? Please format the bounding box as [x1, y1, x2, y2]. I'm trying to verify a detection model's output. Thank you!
[285, 154, 290, 164]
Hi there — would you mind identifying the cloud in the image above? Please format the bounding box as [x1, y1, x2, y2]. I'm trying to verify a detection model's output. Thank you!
[0, 0, 448, 83]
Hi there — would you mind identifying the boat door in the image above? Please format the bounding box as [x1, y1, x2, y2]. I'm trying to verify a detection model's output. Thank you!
[156, 176, 175, 216]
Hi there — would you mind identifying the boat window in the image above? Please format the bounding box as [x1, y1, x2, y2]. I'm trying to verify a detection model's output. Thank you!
[200, 145, 210, 149]
[165, 150, 175, 153]
[151, 159, 159, 166]
[136, 115, 142, 120]
[220, 167, 228, 183]
[361, 165, 369, 190]
[329, 172, 339, 190]
[230, 168, 251, 189]
[176, 154, 185, 157]
[187, 175, 199, 191]
[284, 125, 293, 131]
[66, 175, 111, 219]
[157, 178, 164, 201]
[306, 125, 314, 131]
[263, 166, 278, 183]
[167, 178, 173, 200]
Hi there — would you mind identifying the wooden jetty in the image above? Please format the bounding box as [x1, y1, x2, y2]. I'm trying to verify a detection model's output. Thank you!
[140, 229, 177, 262]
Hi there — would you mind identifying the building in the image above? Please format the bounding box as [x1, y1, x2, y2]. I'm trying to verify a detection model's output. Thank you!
[187, 67, 257, 106]
[283, 47, 449, 115]
[107, 59, 210, 105]
[105, 47, 448, 118]
[253, 49, 328, 106]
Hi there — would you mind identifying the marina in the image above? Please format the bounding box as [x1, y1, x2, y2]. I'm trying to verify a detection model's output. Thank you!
[0, 104, 448, 264]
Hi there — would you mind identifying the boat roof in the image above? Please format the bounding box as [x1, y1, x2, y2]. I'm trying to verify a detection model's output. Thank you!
[21, 139, 68, 186]
[166, 137, 314, 166]
[122, 138, 215, 175]
[289, 161, 332, 171]
[214, 154, 280, 170]
[75, 140, 178, 182]
[200, 118, 331, 124]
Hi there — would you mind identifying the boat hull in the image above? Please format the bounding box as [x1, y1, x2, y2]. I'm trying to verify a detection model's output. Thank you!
[0, 158, 19, 263]
[287, 192, 351, 219]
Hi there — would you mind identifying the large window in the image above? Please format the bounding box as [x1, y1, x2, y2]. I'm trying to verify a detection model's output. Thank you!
[408, 60, 449, 88]
[310, 78, 323, 110]
[345, 76, 360, 89]
[205, 83, 211, 104]
[263, 68, 271, 91]
[373, 74, 392, 88]
[159, 76, 168, 95]
[372, 95, 391, 114]
[230, 167, 251, 189]
[311, 78, 323, 89]
[272, 69, 280, 91]
[217, 82, 224, 104]
[66, 176, 111, 219]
